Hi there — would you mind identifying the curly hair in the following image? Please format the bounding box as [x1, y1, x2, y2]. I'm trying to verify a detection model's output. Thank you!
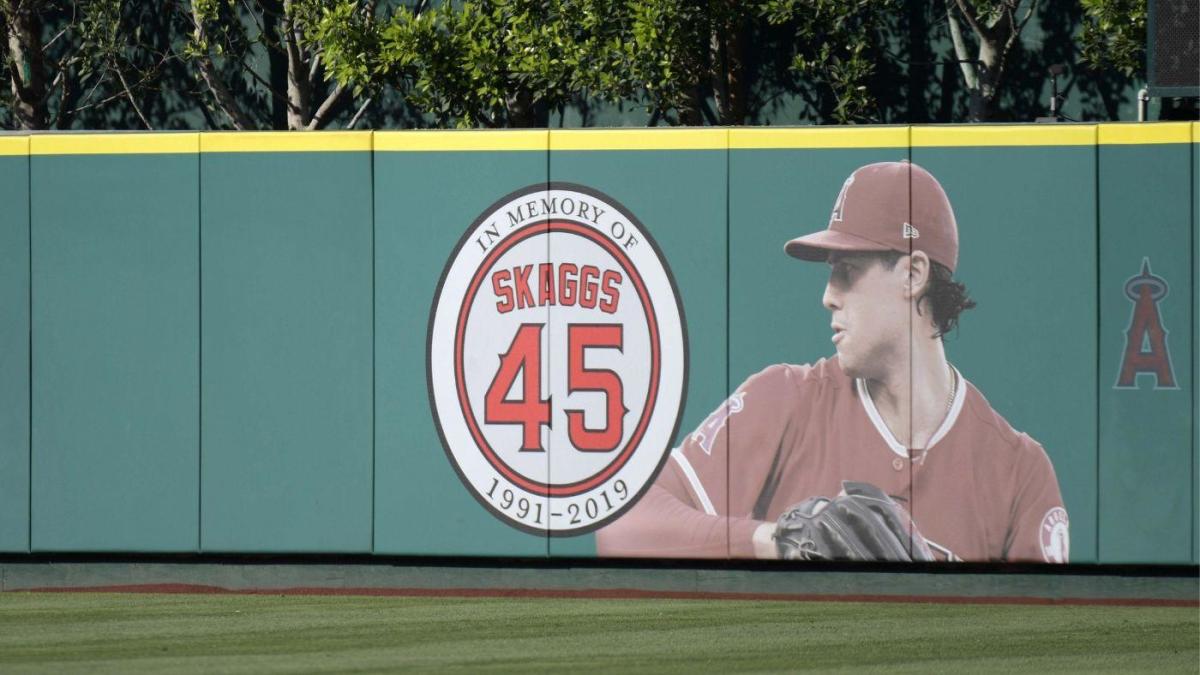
[920, 261, 976, 338]
[874, 250, 977, 338]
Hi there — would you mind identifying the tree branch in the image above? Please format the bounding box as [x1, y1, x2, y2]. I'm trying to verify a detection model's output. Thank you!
[946, 2, 978, 90]
[115, 62, 153, 130]
[52, 61, 73, 128]
[238, 0, 269, 42]
[281, 14, 303, 77]
[66, 66, 106, 113]
[308, 51, 321, 83]
[7, 62, 32, 101]
[994, 0, 1037, 100]
[1014, 0, 1037, 36]
[305, 82, 345, 129]
[43, 25, 68, 50]
[346, 95, 371, 129]
[191, 4, 255, 130]
[234, 53, 291, 101]
[43, 52, 79, 106]
[952, 0, 990, 41]
[281, 0, 311, 126]
[69, 82, 124, 113]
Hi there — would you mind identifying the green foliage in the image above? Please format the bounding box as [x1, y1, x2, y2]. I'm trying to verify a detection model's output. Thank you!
[317, 0, 739, 126]
[318, 0, 601, 128]
[316, 0, 896, 126]
[180, 0, 358, 129]
[309, 1, 381, 96]
[599, 0, 712, 122]
[762, 0, 897, 123]
[1080, 0, 1145, 77]
[0, 0, 183, 128]
[389, 1, 576, 127]
[0, 0, 1167, 128]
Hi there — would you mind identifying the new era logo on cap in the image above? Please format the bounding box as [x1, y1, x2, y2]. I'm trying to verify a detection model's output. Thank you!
[785, 161, 959, 273]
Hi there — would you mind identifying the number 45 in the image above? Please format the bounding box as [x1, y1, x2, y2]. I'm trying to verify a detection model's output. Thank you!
[485, 324, 626, 454]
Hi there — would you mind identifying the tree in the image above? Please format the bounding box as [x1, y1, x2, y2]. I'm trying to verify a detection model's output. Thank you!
[2, 0, 54, 128]
[2, 0, 55, 128]
[2, 0, 173, 130]
[314, 0, 749, 127]
[317, 0, 607, 128]
[74, 0, 178, 129]
[578, 0, 902, 125]
[944, 0, 1038, 121]
[183, 0, 369, 130]
[762, 0, 899, 123]
[2, 0, 1166, 129]
[315, 0, 899, 128]
[580, 0, 739, 125]
[1079, 0, 1144, 77]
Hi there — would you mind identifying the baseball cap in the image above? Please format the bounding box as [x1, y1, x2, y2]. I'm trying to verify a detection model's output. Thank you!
[784, 161, 959, 273]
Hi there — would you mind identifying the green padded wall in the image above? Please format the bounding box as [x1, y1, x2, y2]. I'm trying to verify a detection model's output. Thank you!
[1098, 125, 1194, 564]
[0, 126, 1194, 565]
[372, 131, 551, 556]
[1193, 122, 1199, 565]
[547, 130, 728, 557]
[727, 128, 911, 559]
[30, 135, 200, 552]
[911, 127, 1099, 563]
[0, 136, 29, 552]
[199, 134, 373, 553]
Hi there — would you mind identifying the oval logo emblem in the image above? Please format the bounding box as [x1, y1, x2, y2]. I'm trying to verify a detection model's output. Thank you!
[428, 184, 687, 535]
[1039, 507, 1070, 564]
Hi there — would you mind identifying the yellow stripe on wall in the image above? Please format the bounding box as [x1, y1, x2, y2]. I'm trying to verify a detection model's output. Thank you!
[375, 130, 547, 152]
[550, 128, 727, 151]
[730, 126, 909, 149]
[1098, 122, 1192, 145]
[31, 133, 198, 155]
[0, 135, 29, 156]
[911, 124, 1096, 147]
[200, 131, 372, 153]
[12, 124, 1199, 156]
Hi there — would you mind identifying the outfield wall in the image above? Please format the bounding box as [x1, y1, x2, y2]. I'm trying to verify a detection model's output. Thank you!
[0, 125, 1194, 565]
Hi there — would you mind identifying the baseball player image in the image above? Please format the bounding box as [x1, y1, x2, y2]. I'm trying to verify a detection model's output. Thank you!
[597, 161, 1070, 563]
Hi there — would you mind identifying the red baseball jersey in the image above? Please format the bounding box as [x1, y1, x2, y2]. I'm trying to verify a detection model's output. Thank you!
[597, 357, 1069, 563]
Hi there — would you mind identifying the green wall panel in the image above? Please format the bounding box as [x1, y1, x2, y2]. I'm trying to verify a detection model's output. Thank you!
[30, 149, 199, 552]
[728, 143, 914, 560]
[0, 141, 29, 552]
[910, 143, 1099, 563]
[373, 141, 550, 556]
[549, 140, 726, 558]
[1098, 141, 1194, 564]
[200, 150, 372, 552]
[1193, 127, 1198, 565]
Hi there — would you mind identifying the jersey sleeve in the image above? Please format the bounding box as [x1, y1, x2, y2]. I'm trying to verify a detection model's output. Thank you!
[595, 365, 799, 559]
[1003, 437, 1069, 563]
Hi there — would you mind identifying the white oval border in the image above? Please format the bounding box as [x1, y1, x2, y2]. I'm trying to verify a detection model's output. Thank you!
[426, 183, 689, 536]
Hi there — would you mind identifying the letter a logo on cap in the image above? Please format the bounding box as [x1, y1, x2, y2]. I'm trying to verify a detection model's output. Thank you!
[830, 175, 854, 223]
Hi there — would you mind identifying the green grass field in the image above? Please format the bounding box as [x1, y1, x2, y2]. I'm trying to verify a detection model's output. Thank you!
[0, 592, 1196, 673]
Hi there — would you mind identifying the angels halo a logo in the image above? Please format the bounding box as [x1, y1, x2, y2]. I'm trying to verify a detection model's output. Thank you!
[428, 184, 688, 535]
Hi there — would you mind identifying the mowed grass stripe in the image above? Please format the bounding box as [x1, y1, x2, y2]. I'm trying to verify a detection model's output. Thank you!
[0, 593, 1195, 673]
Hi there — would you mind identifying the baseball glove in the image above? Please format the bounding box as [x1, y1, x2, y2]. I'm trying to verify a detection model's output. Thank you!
[773, 481, 935, 562]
